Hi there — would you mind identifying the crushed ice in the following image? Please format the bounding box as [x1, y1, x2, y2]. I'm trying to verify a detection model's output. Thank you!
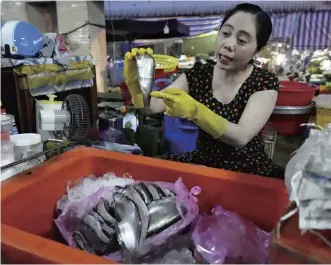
[57, 172, 135, 215]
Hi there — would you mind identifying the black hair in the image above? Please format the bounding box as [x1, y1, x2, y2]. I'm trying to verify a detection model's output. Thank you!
[220, 3, 272, 51]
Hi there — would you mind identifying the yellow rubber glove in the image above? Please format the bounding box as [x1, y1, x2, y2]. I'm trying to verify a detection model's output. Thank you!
[123, 47, 153, 108]
[151, 88, 228, 138]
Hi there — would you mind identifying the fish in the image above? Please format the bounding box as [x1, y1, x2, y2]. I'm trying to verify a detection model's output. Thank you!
[159, 186, 176, 197]
[90, 209, 106, 224]
[133, 182, 153, 204]
[147, 196, 187, 236]
[73, 214, 112, 255]
[123, 185, 150, 249]
[136, 53, 155, 112]
[146, 183, 161, 200]
[72, 182, 182, 259]
[83, 214, 110, 244]
[73, 230, 95, 254]
[113, 192, 141, 263]
[96, 198, 117, 226]
[153, 184, 167, 198]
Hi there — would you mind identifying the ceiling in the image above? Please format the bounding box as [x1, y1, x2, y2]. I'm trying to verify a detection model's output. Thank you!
[104, 1, 331, 19]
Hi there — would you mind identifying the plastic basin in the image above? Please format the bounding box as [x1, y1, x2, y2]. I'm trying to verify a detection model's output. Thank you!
[1, 147, 289, 264]
[277, 81, 316, 106]
[269, 105, 314, 135]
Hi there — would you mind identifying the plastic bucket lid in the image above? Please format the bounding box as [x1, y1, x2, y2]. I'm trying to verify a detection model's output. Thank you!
[1, 114, 14, 132]
[1, 114, 14, 124]
[10, 134, 43, 163]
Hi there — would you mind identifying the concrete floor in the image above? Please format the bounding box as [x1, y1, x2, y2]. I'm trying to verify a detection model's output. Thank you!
[272, 135, 305, 168]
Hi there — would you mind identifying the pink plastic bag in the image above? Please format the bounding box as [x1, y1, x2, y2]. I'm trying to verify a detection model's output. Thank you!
[192, 205, 271, 264]
[54, 177, 200, 260]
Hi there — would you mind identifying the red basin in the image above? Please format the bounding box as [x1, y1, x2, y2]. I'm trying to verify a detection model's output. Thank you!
[269, 114, 310, 135]
[277, 81, 315, 106]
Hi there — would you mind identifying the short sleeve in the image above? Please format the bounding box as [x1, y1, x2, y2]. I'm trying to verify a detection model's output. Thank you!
[262, 70, 280, 92]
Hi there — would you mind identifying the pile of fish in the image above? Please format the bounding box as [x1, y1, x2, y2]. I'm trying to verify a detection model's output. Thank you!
[71, 182, 186, 263]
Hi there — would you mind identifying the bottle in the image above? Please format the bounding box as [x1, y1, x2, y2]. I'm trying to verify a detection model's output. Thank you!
[1, 130, 15, 166]
[1, 130, 18, 181]
[0, 101, 18, 135]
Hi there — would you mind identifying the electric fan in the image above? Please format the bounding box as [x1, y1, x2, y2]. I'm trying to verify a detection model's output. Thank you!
[38, 94, 90, 142]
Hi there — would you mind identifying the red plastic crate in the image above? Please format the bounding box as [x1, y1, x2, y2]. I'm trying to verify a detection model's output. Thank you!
[1, 147, 288, 263]
[270, 208, 331, 264]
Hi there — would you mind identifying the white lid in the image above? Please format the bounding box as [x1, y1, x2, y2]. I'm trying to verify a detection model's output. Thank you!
[10, 133, 42, 146]
[1, 114, 14, 123]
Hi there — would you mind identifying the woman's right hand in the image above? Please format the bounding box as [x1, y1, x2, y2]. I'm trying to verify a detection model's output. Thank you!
[123, 48, 153, 108]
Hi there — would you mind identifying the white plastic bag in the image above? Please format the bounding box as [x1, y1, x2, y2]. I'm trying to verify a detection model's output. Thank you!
[283, 125, 331, 232]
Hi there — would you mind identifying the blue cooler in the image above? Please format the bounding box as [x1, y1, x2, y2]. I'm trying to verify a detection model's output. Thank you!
[153, 79, 199, 155]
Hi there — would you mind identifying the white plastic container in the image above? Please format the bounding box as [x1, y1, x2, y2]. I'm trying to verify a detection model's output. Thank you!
[1, 113, 14, 133]
[10, 133, 44, 170]
[1, 130, 17, 181]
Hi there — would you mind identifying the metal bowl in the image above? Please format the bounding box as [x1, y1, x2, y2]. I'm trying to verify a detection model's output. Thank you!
[272, 105, 314, 115]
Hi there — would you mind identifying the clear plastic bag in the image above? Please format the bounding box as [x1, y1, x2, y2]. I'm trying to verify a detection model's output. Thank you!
[192, 205, 271, 264]
[99, 126, 125, 144]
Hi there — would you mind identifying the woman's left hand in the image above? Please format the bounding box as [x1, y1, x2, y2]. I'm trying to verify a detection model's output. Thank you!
[150, 88, 197, 119]
[152, 88, 228, 139]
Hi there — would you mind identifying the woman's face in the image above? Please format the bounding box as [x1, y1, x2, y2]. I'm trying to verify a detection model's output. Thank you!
[215, 11, 258, 70]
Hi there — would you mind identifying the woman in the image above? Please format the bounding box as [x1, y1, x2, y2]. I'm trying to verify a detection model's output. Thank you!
[124, 3, 284, 179]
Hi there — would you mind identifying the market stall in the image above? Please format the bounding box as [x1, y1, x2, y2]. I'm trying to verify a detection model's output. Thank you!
[1, 2, 331, 264]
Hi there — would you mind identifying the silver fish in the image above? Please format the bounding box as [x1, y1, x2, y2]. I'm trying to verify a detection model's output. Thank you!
[73, 214, 112, 255]
[83, 214, 110, 244]
[146, 183, 161, 200]
[153, 184, 167, 198]
[113, 192, 141, 263]
[73, 231, 95, 254]
[159, 186, 176, 197]
[96, 198, 117, 226]
[151, 184, 175, 198]
[147, 196, 186, 236]
[123, 185, 150, 249]
[133, 182, 153, 204]
[90, 209, 106, 224]
[136, 54, 155, 112]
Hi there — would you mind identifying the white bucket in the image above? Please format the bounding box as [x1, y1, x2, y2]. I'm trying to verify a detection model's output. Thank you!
[1, 114, 14, 132]
[10, 134, 44, 170]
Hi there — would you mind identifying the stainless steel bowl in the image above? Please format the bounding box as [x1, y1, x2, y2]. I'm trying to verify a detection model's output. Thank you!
[272, 105, 314, 115]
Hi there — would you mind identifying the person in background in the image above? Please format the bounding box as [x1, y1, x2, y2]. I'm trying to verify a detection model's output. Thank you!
[124, 3, 284, 179]
[286, 66, 299, 81]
